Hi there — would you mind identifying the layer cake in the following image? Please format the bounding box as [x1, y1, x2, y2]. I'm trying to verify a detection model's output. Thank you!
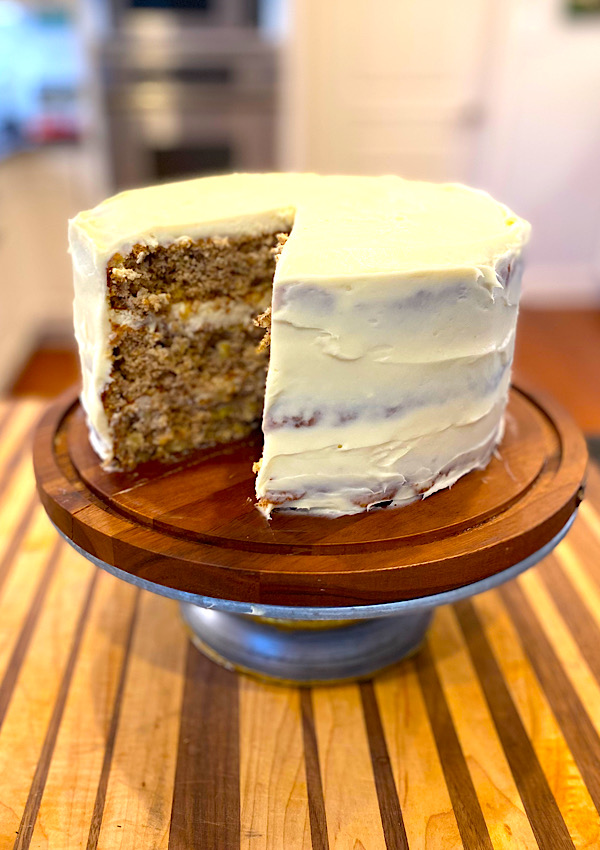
[69, 173, 530, 517]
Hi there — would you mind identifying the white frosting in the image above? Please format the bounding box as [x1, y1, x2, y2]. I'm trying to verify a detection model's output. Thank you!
[111, 296, 269, 334]
[68, 173, 530, 515]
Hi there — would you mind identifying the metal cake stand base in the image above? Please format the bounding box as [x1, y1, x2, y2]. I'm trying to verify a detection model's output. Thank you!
[180, 606, 433, 684]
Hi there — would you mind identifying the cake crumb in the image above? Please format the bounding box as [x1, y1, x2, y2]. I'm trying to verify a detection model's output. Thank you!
[254, 307, 271, 329]
[256, 329, 271, 353]
[111, 266, 142, 282]
[272, 232, 289, 264]
[254, 306, 271, 352]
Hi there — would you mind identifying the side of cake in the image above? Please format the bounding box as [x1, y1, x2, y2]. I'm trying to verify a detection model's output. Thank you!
[69, 173, 530, 517]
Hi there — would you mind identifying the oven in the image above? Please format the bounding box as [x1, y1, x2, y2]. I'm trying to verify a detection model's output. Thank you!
[107, 0, 259, 30]
[94, 0, 278, 191]
[102, 31, 277, 189]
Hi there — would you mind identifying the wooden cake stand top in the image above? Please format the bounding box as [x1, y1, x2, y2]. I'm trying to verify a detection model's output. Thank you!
[34, 386, 587, 608]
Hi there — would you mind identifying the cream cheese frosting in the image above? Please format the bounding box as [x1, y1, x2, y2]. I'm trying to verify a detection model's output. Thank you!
[69, 173, 530, 517]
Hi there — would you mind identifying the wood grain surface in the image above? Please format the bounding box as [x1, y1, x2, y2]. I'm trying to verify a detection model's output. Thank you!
[3, 399, 600, 848]
[33, 385, 587, 607]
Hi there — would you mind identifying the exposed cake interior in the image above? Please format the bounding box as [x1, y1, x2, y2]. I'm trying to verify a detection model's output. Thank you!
[104, 231, 287, 469]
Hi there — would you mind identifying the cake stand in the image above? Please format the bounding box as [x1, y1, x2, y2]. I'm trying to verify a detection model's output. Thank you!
[33, 386, 587, 683]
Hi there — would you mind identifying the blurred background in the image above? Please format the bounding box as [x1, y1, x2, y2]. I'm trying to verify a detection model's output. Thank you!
[1, 0, 599, 432]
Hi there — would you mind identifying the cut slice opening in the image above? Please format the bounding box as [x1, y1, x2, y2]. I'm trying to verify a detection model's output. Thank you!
[102, 229, 290, 469]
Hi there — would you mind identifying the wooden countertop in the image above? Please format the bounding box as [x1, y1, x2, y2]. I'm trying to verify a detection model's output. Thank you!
[2, 398, 600, 849]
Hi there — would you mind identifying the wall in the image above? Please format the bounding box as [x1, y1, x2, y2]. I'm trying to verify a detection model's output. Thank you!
[479, 0, 600, 305]
[0, 146, 97, 390]
[279, 0, 494, 181]
[281, 0, 600, 305]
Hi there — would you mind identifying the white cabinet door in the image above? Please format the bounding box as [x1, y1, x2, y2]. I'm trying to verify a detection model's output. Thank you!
[281, 0, 493, 182]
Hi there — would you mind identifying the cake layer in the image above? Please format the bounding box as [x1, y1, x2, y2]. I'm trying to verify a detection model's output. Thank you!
[261, 340, 514, 439]
[257, 399, 507, 516]
[111, 292, 271, 334]
[104, 312, 268, 468]
[106, 388, 264, 469]
[107, 232, 281, 313]
[271, 258, 521, 364]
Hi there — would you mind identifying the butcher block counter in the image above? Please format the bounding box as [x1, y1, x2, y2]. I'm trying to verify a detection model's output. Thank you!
[1, 397, 600, 849]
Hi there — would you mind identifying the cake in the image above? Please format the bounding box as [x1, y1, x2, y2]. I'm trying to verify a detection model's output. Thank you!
[68, 173, 530, 517]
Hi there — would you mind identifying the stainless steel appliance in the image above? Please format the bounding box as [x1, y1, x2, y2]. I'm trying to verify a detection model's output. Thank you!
[95, 0, 278, 189]
[107, 0, 259, 29]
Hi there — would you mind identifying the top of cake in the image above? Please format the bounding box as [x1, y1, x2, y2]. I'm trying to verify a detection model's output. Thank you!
[70, 173, 530, 287]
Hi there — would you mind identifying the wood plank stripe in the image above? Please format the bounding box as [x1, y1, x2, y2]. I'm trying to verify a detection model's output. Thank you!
[311, 684, 387, 849]
[359, 681, 409, 850]
[25, 573, 139, 849]
[454, 599, 576, 850]
[239, 680, 311, 849]
[0, 402, 37, 476]
[0, 416, 36, 506]
[93, 593, 186, 849]
[539, 553, 600, 685]
[0, 534, 62, 731]
[0, 408, 45, 601]
[414, 640, 494, 850]
[0, 541, 95, 843]
[13, 568, 99, 850]
[0, 492, 39, 601]
[556, 539, 600, 632]
[299, 689, 329, 850]
[519, 567, 600, 743]
[583, 461, 600, 505]
[500, 580, 600, 814]
[86, 587, 142, 850]
[0, 509, 58, 689]
[0, 401, 16, 441]
[430, 607, 538, 848]
[560, 517, 600, 594]
[576, 502, 600, 588]
[583, 470, 600, 513]
[374, 664, 462, 849]
[473, 589, 600, 848]
[168, 644, 240, 850]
